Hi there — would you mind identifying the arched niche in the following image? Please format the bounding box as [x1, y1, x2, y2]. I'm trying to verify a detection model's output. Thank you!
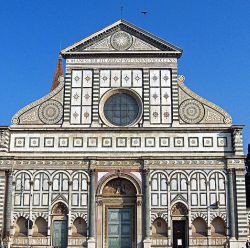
[152, 217, 168, 238]
[211, 217, 226, 237]
[72, 217, 87, 237]
[33, 217, 48, 237]
[15, 217, 28, 237]
[192, 217, 207, 237]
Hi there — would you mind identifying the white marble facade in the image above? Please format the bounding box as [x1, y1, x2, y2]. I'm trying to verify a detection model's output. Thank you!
[0, 19, 247, 248]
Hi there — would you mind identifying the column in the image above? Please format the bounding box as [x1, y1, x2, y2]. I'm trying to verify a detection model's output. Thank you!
[143, 169, 151, 248]
[87, 169, 96, 248]
[227, 169, 236, 239]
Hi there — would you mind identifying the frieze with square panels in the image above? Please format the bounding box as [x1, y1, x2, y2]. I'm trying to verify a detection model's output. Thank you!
[10, 132, 233, 153]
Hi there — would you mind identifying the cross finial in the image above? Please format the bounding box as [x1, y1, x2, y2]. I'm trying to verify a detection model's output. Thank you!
[120, 6, 124, 18]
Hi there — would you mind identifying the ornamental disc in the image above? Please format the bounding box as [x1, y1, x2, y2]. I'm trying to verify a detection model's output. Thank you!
[111, 31, 133, 51]
[38, 100, 63, 124]
[179, 99, 205, 124]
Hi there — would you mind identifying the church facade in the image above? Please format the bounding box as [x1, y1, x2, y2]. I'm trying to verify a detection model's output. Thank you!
[0, 20, 247, 248]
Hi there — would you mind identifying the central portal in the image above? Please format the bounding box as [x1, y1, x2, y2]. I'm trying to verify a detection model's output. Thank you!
[96, 175, 142, 248]
[107, 208, 133, 248]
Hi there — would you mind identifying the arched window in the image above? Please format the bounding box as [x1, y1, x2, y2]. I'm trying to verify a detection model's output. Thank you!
[14, 172, 31, 206]
[192, 217, 207, 237]
[151, 173, 167, 207]
[190, 173, 207, 206]
[170, 173, 188, 202]
[152, 218, 167, 238]
[209, 172, 226, 207]
[72, 217, 87, 237]
[211, 217, 226, 237]
[72, 172, 88, 207]
[33, 173, 49, 206]
[33, 217, 48, 237]
[15, 217, 27, 236]
[52, 172, 69, 191]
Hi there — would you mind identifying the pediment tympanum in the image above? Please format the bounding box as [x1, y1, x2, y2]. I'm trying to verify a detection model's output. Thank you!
[61, 19, 182, 55]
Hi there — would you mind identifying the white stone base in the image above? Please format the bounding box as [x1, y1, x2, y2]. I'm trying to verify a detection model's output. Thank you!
[87, 237, 96, 248]
[229, 239, 246, 248]
[143, 238, 151, 248]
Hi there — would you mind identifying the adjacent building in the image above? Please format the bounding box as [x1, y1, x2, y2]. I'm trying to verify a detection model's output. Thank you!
[0, 20, 247, 248]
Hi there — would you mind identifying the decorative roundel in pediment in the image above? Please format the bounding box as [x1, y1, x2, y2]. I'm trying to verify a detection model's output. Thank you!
[38, 100, 63, 124]
[179, 99, 205, 124]
[111, 31, 133, 51]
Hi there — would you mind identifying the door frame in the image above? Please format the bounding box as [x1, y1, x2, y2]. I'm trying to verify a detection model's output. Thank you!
[172, 219, 188, 248]
[96, 174, 143, 248]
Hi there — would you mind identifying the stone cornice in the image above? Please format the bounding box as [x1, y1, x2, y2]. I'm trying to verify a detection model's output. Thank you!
[8, 127, 233, 132]
[0, 159, 89, 170]
[144, 159, 225, 166]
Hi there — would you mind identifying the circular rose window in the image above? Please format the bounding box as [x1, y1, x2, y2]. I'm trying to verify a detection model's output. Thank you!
[100, 89, 142, 127]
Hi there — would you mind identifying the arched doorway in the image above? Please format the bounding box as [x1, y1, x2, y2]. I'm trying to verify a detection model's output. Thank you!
[51, 202, 68, 248]
[171, 202, 188, 248]
[96, 175, 142, 248]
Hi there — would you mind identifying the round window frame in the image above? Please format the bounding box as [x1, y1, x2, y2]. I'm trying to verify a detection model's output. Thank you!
[99, 88, 143, 127]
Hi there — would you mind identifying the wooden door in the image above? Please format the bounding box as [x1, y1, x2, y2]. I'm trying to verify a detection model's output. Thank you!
[107, 208, 133, 248]
[53, 220, 68, 248]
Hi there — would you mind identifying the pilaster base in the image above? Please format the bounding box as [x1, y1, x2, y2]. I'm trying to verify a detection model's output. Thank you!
[87, 237, 96, 248]
[143, 238, 151, 248]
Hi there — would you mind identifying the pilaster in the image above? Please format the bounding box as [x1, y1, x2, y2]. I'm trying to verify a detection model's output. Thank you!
[92, 69, 100, 127]
[142, 168, 151, 248]
[227, 168, 237, 239]
[87, 168, 96, 248]
[142, 69, 150, 127]
[232, 126, 244, 156]
[171, 68, 179, 125]
[63, 66, 72, 125]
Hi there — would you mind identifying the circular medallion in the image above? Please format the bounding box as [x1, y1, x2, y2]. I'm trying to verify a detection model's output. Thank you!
[38, 100, 63, 124]
[111, 31, 133, 51]
[179, 99, 205, 124]
[100, 89, 143, 127]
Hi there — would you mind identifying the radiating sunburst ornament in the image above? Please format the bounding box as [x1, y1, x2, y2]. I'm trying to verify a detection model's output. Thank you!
[111, 31, 133, 51]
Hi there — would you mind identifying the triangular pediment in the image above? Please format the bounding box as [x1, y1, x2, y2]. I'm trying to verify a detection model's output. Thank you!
[61, 19, 182, 56]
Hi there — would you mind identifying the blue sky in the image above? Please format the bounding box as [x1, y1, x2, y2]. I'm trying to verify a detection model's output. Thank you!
[0, 0, 249, 153]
